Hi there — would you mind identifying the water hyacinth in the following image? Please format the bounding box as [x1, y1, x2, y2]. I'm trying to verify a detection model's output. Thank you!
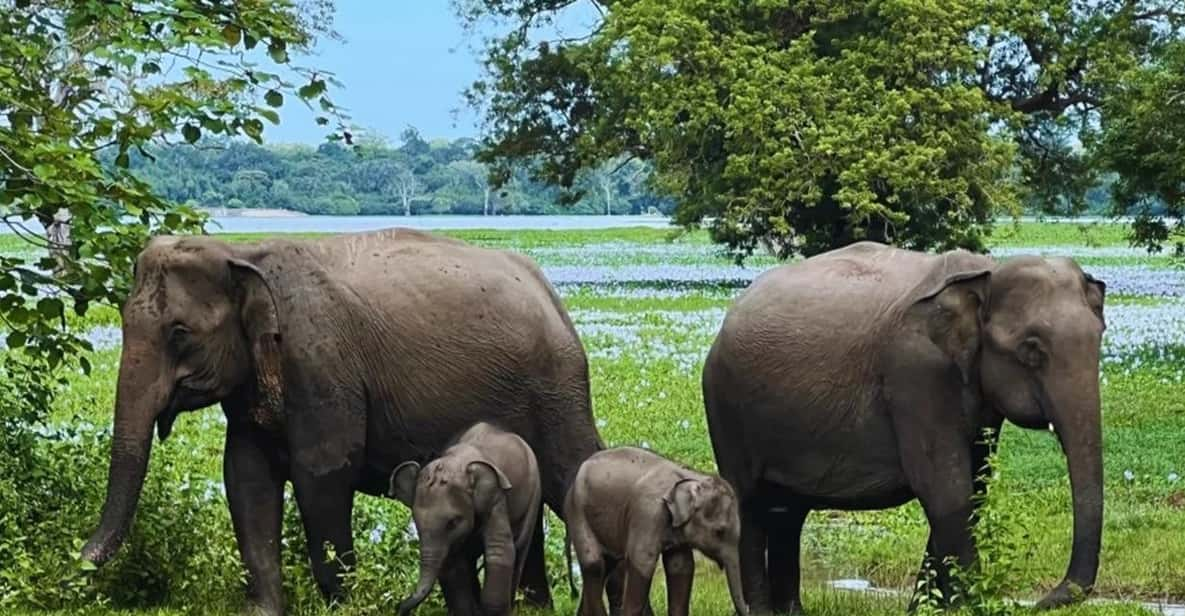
[544, 264, 764, 287]
[990, 246, 1156, 259]
[1080, 266, 1185, 297]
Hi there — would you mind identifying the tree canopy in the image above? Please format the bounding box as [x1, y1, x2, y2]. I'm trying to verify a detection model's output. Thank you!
[461, 0, 1185, 258]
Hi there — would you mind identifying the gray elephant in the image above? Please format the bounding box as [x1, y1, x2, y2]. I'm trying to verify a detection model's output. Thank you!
[79, 228, 603, 615]
[703, 241, 1106, 614]
[390, 422, 541, 616]
[564, 447, 749, 616]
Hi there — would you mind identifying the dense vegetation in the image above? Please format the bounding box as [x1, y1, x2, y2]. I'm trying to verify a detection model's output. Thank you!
[2, 223, 1183, 616]
[462, 0, 1185, 258]
[119, 130, 674, 216]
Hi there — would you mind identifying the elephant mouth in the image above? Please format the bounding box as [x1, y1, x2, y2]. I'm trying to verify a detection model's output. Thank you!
[155, 388, 182, 442]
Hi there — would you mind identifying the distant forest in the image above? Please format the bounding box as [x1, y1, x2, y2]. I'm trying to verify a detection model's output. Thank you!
[118, 130, 1127, 218]
[120, 129, 675, 216]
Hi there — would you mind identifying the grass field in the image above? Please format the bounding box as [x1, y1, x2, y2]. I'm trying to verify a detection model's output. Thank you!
[3, 221, 1184, 615]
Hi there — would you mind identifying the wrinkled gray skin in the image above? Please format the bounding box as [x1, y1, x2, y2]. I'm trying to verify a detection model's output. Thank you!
[565, 447, 749, 616]
[703, 242, 1106, 614]
[390, 422, 541, 616]
[79, 228, 603, 615]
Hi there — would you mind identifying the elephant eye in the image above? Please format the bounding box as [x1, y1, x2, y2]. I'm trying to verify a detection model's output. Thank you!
[446, 516, 461, 530]
[1017, 336, 1046, 368]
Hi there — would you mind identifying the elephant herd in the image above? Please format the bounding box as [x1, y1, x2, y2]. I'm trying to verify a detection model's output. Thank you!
[79, 228, 1106, 616]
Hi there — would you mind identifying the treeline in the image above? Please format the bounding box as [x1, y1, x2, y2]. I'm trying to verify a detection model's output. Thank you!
[121, 129, 674, 216]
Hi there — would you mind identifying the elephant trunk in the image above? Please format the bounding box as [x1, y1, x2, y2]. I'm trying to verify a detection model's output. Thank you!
[400, 545, 446, 616]
[722, 554, 749, 616]
[1036, 368, 1103, 609]
[81, 343, 168, 565]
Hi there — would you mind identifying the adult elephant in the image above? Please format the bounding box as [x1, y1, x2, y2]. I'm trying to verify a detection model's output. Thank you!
[80, 228, 603, 616]
[703, 242, 1105, 614]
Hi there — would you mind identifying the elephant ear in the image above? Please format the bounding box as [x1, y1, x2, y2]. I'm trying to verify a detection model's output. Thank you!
[664, 478, 700, 528]
[468, 461, 512, 513]
[229, 258, 284, 432]
[911, 269, 992, 385]
[1083, 272, 1106, 328]
[390, 461, 422, 506]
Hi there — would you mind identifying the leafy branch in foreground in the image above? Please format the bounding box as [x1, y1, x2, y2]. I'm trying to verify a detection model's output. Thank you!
[0, 0, 346, 387]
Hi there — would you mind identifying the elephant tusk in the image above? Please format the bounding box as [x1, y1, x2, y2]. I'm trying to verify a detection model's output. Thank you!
[1049, 422, 1056, 434]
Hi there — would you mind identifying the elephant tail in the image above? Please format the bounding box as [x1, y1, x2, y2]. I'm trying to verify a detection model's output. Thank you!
[564, 529, 578, 599]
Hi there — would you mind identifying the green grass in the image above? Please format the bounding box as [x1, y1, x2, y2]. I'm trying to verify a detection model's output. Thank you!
[5, 220, 1185, 615]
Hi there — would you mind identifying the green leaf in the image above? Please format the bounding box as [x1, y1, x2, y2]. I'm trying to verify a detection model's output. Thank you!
[115, 151, 130, 168]
[182, 124, 201, 144]
[36, 297, 61, 319]
[221, 24, 241, 46]
[298, 79, 326, 100]
[315, 116, 329, 126]
[258, 108, 280, 125]
[268, 41, 289, 63]
[6, 331, 26, 349]
[265, 89, 283, 107]
[243, 118, 264, 142]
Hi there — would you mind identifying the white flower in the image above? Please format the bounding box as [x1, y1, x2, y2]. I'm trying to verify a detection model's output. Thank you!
[1123, 470, 1135, 482]
[1170, 473, 1180, 483]
[641, 441, 651, 450]
[678, 419, 690, 430]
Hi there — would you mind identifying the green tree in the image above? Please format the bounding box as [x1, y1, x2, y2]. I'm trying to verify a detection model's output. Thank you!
[460, 0, 1185, 259]
[1092, 40, 1185, 253]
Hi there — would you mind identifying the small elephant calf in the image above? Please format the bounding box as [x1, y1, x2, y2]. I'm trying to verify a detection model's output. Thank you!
[390, 422, 541, 616]
[565, 447, 749, 616]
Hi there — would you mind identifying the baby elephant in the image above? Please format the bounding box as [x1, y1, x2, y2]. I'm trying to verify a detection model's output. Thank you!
[566, 447, 748, 616]
[390, 422, 541, 616]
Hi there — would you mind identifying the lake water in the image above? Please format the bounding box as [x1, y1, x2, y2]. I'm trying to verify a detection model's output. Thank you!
[0, 214, 675, 235]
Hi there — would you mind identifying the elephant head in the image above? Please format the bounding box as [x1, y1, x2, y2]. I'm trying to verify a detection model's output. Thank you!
[664, 476, 748, 616]
[81, 237, 282, 565]
[911, 255, 1105, 607]
[390, 458, 514, 616]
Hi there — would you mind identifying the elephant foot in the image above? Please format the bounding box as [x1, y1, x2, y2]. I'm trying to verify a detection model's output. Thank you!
[1034, 581, 1089, 610]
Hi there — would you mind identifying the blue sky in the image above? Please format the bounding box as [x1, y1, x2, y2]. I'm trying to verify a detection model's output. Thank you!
[269, 3, 598, 145]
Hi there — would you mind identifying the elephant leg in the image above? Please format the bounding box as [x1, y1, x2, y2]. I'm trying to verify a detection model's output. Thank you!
[662, 548, 695, 616]
[225, 426, 286, 616]
[739, 499, 772, 615]
[440, 557, 483, 616]
[607, 563, 655, 616]
[621, 551, 659, 616]
[292, 467, 357, 603]
[899, 442, 975, 608]
[518, 509, 553, 609]
[578, 557, 610, 616]
[768, 505, 809, 615]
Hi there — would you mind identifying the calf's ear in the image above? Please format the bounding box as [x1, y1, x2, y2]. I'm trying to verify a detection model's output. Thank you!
[390, 461, 421, 506]
[664, 478, 700, 528]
